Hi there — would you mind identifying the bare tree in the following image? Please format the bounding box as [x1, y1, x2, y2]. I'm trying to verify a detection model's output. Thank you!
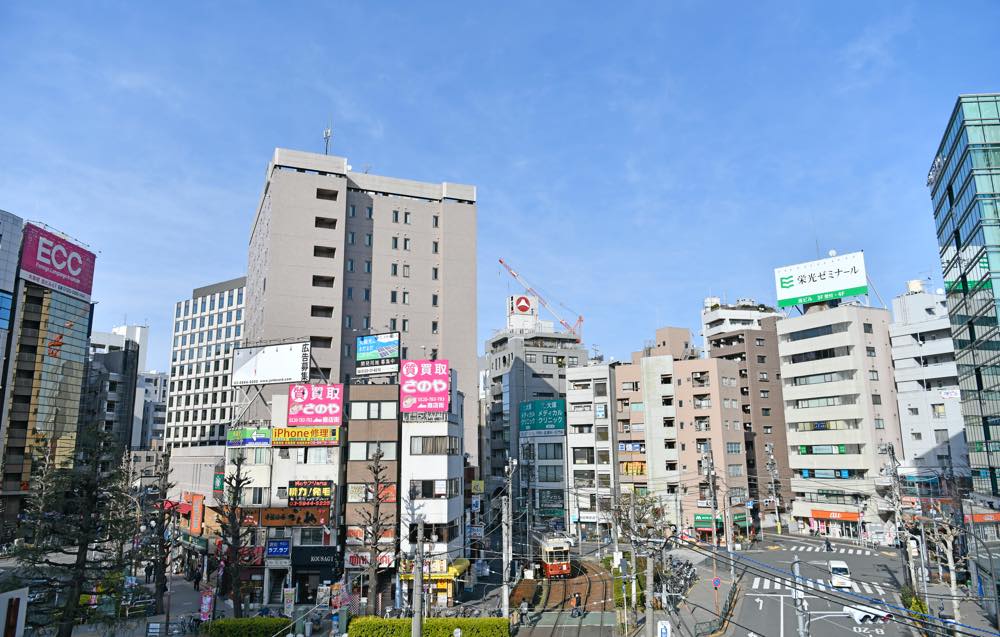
[925, 502, 966, 622]
[360, 445, 395, 616]
[151, 451, 176, 615]
[217, 451, 256, 618]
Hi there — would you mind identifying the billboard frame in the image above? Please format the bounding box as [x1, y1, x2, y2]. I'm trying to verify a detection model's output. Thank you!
[355, 331, 401, 377]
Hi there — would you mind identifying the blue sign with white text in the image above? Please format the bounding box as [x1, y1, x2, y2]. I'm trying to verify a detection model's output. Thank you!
[267, 539, 290, 557]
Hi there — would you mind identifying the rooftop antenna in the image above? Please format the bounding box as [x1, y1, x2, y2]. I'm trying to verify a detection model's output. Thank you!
[363, 164, 372, 174]
[323, 126, 332, 155]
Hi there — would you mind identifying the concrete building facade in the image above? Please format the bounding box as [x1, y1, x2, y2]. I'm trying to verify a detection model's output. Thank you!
[890, 280, 969, 484]
[166, 277, 246, 447]
[706, 314, 792, 530]
[565, 362, 617, 541]
[777, 303, 903, 543]
[702, 296, 783, 342]
[244, 149, 478, 466]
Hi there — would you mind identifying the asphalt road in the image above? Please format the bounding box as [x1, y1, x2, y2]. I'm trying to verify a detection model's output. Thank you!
[730, 535, 908, 637]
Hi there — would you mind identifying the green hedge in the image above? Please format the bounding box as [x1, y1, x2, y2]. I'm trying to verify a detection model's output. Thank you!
[201, 617, 293, 637]
[348, 617, 508, 637]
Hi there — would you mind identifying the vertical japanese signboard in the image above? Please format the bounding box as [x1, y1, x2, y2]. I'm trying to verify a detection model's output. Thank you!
[287, 383, 343, 427]
[774, 251, 868, 308]
[399, 360, 450, 413]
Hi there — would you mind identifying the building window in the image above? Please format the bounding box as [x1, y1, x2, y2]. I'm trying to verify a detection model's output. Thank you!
[431, 321, 439, 334]
[726, 442, 741, 454]
[932, 403, 946, 419]
[908, 407, 918, 415]
[404, 211, 412, 224]
[346, 287, 353, 300]
[869, 370, 879, 381]
[403, 265, 410, 277]
[432, 215, 439, 228]
[727, 464, 743, 477]
[755, 338, 765, 346]
[364, 261, 372, 273]
[402, 291, 410, 304]
[537, 465, 563, 482]
[348, 204, 356, 217]
[875, 418, 885, 429]
[344, 315, 353, 328]
[759, 389, 769, 398]
[364, 288, 370, 301]
[410, 478, 460, 499]
[366, 206, 373, 219]
[392, 210, 399, 223]
[392, 237, 399, 249]
[758, 372, 768, 381]
[866, 347, 876, 357]
[390, 291, 398, 303]
[365, 233, 372, 246]
[401, 319, 409, 332]
[410, 436, 460, 455]
[403, 238, 411, 251]
[432, 241, 439, 254]
[762, 407, 772, 416]
[391, 264, 399, 276]
[390, 318, 397, 330]
[432, 294, 439, 307]
[347, 232, 355, 245]
[911, 431, 923, 441]
[310, 336, 332, 349]
[757, 355, 766, 364]
[432, 267, 439, 280]
[763, 426, 773, 434]
[525, 353, 536, 363]
[346, 258, 355, 272]
[299, 527, 325, 546]
[536, 443, 563, 460]
[311, 305, 334, 318]
[872, 394, 882, 405]
[863, 323, 874, 334]
[363, 316, 370, 329]
[312, 275, 335, 288]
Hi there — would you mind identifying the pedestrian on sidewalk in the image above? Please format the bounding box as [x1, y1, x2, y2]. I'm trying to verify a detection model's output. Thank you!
[824, 536, 832, 552]
[144, 563, 153, 584]
[193, 569, 202, 590]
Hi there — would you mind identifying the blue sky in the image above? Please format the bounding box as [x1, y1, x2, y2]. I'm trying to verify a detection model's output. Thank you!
[1, 2, 998, 369]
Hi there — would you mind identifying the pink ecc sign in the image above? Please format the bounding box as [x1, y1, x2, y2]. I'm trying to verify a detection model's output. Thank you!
[399, 360, 450, 413]
[287, 383, 344, 427]
[20, 223, 96, 301]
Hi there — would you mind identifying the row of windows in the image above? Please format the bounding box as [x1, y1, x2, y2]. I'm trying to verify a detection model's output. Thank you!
[345, 205, 441, 230]
[410, 478, 460, 499]
[173, 340, 240, 362]
[389, 290, 440, 306]
[174, 309, 242, 333]
[390, 263, 440, 280]
[176, 288, 244, 318]
[173, 323, 242, 346]
[410, 436, 460, 455]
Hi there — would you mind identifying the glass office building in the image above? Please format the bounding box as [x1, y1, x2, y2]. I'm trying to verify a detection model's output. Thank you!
[929, 94, 1000, 497]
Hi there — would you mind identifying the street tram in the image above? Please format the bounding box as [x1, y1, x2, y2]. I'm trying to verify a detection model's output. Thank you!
[536, 535, 572, 578]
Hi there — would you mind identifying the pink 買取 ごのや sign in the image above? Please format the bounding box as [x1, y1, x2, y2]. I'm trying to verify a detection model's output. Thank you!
[399, 360, 450, 413]
[287, 383, 343, 426]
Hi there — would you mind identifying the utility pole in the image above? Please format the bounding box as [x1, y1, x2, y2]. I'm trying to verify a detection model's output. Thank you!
[502, 459, 516, 621]
[645, 550, 655, 637]
[411, 518, 424, 637]
[523, 442, 533, 572]
[705, 448, 719, 614]
[887, 444, 915, 587]
[766, 444, 781, 535]
[630, 495, 638, 614]
[792, 555, 808, 637]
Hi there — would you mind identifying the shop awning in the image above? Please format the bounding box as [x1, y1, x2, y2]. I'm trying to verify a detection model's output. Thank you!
[400, 558, 471, 581]
[156, 500, 192, 515]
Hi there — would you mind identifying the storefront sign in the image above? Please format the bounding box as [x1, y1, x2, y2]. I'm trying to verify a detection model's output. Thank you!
[345, 547, 394, 569]
[293, 546, 340, 567]
[265, 558, 290, 568]
[288, 480, 333, 507]
[471, 495, 481, 513]
[811, 509, 860, 522]
[259, 507, 329, 527]
[226, 426, 271, 447]
[282, 588, 295, 617]
[272, 426, 340, 447]
[316, 585, 331, 608]
[266, 539, 290, 557]
[199, 591, 214, 622]
[965, 513, 1000, 524]
[178, 532, 209, 552]
[519, 399, 566, 437]
[287, 383, 344, 427]
[190, 493, 205, 536]
[400, 360, 450, 413]
[471, 480, 485, 495]
[467, 525, 484, 540]
[212, 471, 225, 495]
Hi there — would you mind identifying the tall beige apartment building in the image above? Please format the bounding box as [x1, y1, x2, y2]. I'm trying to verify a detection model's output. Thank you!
[613, 327, 751, 542]
[245, 149, 479, 465]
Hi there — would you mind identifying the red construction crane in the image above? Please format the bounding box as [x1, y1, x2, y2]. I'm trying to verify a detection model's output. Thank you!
[499, 257, 583, 342]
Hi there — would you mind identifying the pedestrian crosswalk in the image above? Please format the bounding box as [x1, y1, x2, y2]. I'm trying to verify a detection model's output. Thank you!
[791, 544, 873, 556]
[749, 576, 885, 596]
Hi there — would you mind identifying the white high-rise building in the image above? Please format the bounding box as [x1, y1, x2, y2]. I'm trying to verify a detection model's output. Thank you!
[777, 303, 903, 544]
[165, 277, 246, 447]
[890, 280, 968, 481]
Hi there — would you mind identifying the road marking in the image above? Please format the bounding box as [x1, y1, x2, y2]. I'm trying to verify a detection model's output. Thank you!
[753, 577, 760, 589]
[762, 578, 770, 590]
[874, 583, 885, 595]
[755, 597, 763, 611]
[850, 582, 861, 593]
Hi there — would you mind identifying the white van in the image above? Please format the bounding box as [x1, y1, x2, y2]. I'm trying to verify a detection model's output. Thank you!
[830, 560, 852, 588]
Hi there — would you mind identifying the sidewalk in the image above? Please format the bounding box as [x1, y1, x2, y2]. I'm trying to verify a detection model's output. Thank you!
[73, 573, 229, 635]
[671, 558, 740, 637]
[922, 581, 997, 636]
